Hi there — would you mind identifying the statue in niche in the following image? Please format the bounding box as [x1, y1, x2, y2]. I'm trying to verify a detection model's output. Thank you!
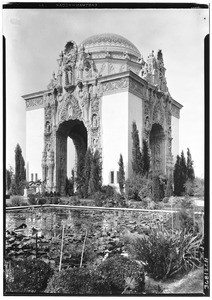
[123, 51, 129, 59]
[46, 121, 51, 133]
[145, 116, 150, 130]
[93, 138, 98, 149]
[45, 142, 50, 153]
[80, 83, 90, 122]
[76, 45, 86, 81]
[92, 114, 98, 128]
[63, 41, 78, 86]
[155, 144, 161, 159]
[83, 61, 92, 78]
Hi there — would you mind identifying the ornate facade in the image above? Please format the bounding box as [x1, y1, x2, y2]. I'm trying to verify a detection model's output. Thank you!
[23, 33, 182, 193]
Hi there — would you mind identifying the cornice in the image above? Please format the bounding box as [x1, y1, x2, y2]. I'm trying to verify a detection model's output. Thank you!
[22, 89, 48, 100]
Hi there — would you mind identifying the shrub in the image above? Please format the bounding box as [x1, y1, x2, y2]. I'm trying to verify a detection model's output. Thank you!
[45, 267, 111, 295]
[93, 191, 107, 207]
[5, 259, 53, 294]
[101, 185, 115, 198]
[69, 196, 81, 206]
[106, 193, 128, 208]
[125, 174, 152, 201]
[28, 194, 36, 205]
[51, 197, 59, 204]
[96, 254, 145, 294]
[11, 196, 23, 206]
[129, 228, 203, 280]
[37, 198, 46, 205]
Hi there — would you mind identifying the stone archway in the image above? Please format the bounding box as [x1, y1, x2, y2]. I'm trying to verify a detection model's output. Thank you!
[149, 123, 165, 174]
[56, 119, 87, 194]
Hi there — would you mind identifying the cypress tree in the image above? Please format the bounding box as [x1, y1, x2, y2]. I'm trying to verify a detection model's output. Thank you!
[14, 144, 26, 194]
[89, 150, 102, 195]
[186, 148, 195, 181]
[131, 122, 142, 175]
[6, 169, 11, 192]
[180, 150, 187, 194]
[118, 154, 125, 194]
[165, 174, 173, 197]
[76, 152, 85, 196]
[152, 174, 161, 202]
[141, 139, 150, 177]
[82, 148, 93, 198]
[173, 155, 182, 196]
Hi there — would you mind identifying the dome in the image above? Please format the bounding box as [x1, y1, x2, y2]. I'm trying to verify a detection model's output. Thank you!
[80, 33, 141, 59]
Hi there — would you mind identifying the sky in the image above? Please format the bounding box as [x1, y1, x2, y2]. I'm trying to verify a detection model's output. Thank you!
[3, 7, 209, 178]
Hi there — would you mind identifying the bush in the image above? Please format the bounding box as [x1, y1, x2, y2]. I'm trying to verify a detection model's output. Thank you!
[106, 193, 128, 208]
[69, 196, 81, 206]
[96, 254, 145, 294]
[51, 197, 59, 204]
[93, 191, 107, 207]
[45, 267, 111, 295]
[37, 198, 46, 205]
[128, 228, 203, 280]
[11, 196, 23, 206]
[125, 174, 152, 201]
[5, 259, 53, 294]
[28, 194, 36, 205]
[101, 185, 115, 198]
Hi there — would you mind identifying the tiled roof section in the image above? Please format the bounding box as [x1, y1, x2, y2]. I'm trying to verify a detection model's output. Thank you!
[81, 33, 141, 58]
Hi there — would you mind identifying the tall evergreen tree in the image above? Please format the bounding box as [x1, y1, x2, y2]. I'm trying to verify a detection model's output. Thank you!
[165, 174, 173, 197]
[14, 144, 26, 194]
[180, 150, 187, 194]
[141, 139, 150, 177]
[82, 148, 93, 198]
[89, 150, 102, 195]
[173, 155, 182, 196]
[76, 152, 85, 196]
[6, 169, 12, 192]
[186, 148, 195, 181]
[118, 154, 125, 194]
[131, 122, 142, 175]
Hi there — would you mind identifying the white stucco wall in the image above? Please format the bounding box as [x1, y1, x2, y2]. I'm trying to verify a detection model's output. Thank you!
[101, 92, 129, 187]
[128, 92, 143, 178]
[171, 115, 180, 163]
[26, 108, 44, 181]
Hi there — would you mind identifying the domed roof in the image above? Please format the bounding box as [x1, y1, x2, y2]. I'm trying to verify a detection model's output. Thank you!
[80, 33, 141, 58]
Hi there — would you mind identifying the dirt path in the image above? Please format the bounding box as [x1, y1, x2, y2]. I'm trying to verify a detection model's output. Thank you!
[162, 268, 204, 294]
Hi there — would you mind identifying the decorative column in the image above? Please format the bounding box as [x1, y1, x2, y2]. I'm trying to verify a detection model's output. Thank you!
[48, 151, 55, 190]
[41, 151, 47, 182]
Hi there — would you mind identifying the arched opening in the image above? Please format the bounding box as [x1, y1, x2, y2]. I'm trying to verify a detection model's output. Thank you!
[149, 123, 165, 174]
[56, 119, 87, 194]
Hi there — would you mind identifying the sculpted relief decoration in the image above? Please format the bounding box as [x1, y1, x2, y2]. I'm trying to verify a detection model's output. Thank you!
[26, 96, 44, 111]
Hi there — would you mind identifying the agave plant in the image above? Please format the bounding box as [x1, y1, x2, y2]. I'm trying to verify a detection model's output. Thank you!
[128, 227, 203, 280]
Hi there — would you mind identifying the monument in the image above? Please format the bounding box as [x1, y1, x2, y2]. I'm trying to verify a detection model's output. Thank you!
[22, 33, 182, 193]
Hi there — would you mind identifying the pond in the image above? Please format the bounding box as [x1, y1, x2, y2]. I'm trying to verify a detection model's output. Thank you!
[6, 206, 200, 270]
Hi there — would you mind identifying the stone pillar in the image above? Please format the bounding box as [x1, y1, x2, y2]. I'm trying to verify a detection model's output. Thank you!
[41, 151, 47, 181]
[49, 151, 55, 190]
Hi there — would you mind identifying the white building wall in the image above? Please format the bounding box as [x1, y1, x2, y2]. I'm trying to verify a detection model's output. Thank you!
[128, 92, 144, 178]
[171, 116, 180, 163]
[26, 108, 44, 181]
[101, 92, 128, 187]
